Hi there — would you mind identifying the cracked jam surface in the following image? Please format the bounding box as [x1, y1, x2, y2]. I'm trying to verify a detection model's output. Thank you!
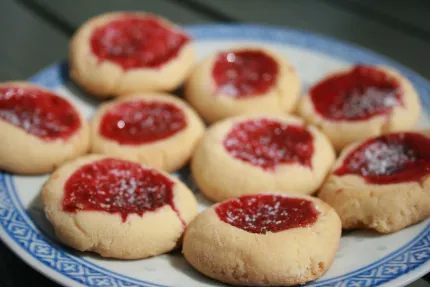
[215, 194, 319, 234]
[223, 119, 314, 170]
[335, 132, 430, 184]
[310, 65, 403, 121]
[90, 15, 190, 70]
[99, 100, 187, 145]
[0, 86, 80, 140]
[212, 50, 279, 98]
[63, 158, 183, 223]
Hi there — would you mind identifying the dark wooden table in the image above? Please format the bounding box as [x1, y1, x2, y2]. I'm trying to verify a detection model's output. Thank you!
[0, 0, 429, 286]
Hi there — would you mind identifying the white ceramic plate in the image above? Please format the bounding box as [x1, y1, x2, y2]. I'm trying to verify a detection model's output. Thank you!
[0, 25, 429, 287]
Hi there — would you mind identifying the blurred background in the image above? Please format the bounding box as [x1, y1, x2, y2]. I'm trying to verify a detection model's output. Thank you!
[0, 0, 429, 286]
[1, 0, 430, 81]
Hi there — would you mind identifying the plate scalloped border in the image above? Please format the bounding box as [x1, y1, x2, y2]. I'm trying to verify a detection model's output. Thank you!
[0, 24, 429, 287]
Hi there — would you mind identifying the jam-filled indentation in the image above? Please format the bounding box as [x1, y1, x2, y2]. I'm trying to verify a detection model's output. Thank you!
[212, 50, 279, 98]
[99, 100, 187, 145]
[90, 15, 190, 70]
[0, 86, 81, 140]
[63, 158, 184, 223]
[215, 194, 319, 234]
[223, 119, 314, 170]
[310, 65, 403, 121]
[334, 132, 430, 184]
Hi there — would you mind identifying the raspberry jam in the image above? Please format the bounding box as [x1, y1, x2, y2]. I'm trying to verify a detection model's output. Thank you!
[215, 194, 319, 234]
[334, 132, 430, 184]
[223, 119, 314, 170]
[0, 86, 80, 140]
[90, 15, 190, 70]
[99, 100, 187, 145]
[63, 158, 183, 223]
[212, 50, 279, 98]
[310, 65, 403, 121]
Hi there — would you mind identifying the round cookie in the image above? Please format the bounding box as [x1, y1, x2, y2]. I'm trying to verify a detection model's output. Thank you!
[70, 12, 195, 98]
[191, 115, 335, 202]
[0, 81, 90, 174]
[318, 131, 430, 233]
[183, 193, 341, 286]
[185, 46, 300, 123]
[297, 65, 421, 151]
[42, 154, 199, 259]
[91, 93, 205, 172]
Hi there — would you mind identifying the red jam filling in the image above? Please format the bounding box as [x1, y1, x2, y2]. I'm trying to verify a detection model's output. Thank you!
[99, 100, 187, 145]
[223, 119, 314, 170]
[310, 65, 403, 121]
[90, 15, 190, 70]
[212, 50, 279, 98]
[215, 194, 319, 234]
[63, 158, 184, 223]
[0, 86, 80, 140]
[334, 132, 430, 184]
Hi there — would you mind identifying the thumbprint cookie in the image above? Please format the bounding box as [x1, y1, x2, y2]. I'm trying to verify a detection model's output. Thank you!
[185, 46, 300, 123]
[298, 65, 421, 151]
[0, 82, 90, 174]
[70, 12, 195, 98]
[183, 193, 341, 286]
[42, 155, 199, 259]
[319, 131, 430, 233]
[90, 93, 205, 172]
[191, 115, 335, 202]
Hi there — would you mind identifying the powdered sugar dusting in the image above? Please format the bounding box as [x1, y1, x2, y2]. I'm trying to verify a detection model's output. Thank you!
[215, 194, 319, 234]
[348, 141, 414, 176]
[328, 88, 401, 120]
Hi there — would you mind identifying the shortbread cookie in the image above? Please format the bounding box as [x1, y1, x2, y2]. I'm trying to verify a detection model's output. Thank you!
[0, 82, 89, 174]
[297, 65, 421, 151]
[185, 46, 300, 123]
[70, 12, 195, 98]
[191, 115, 335, 202]
[183, 193, 341, 286]
[319, 131, 430, 233]
[42, 155, 199, 259]
[91, 93, 205, 172]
